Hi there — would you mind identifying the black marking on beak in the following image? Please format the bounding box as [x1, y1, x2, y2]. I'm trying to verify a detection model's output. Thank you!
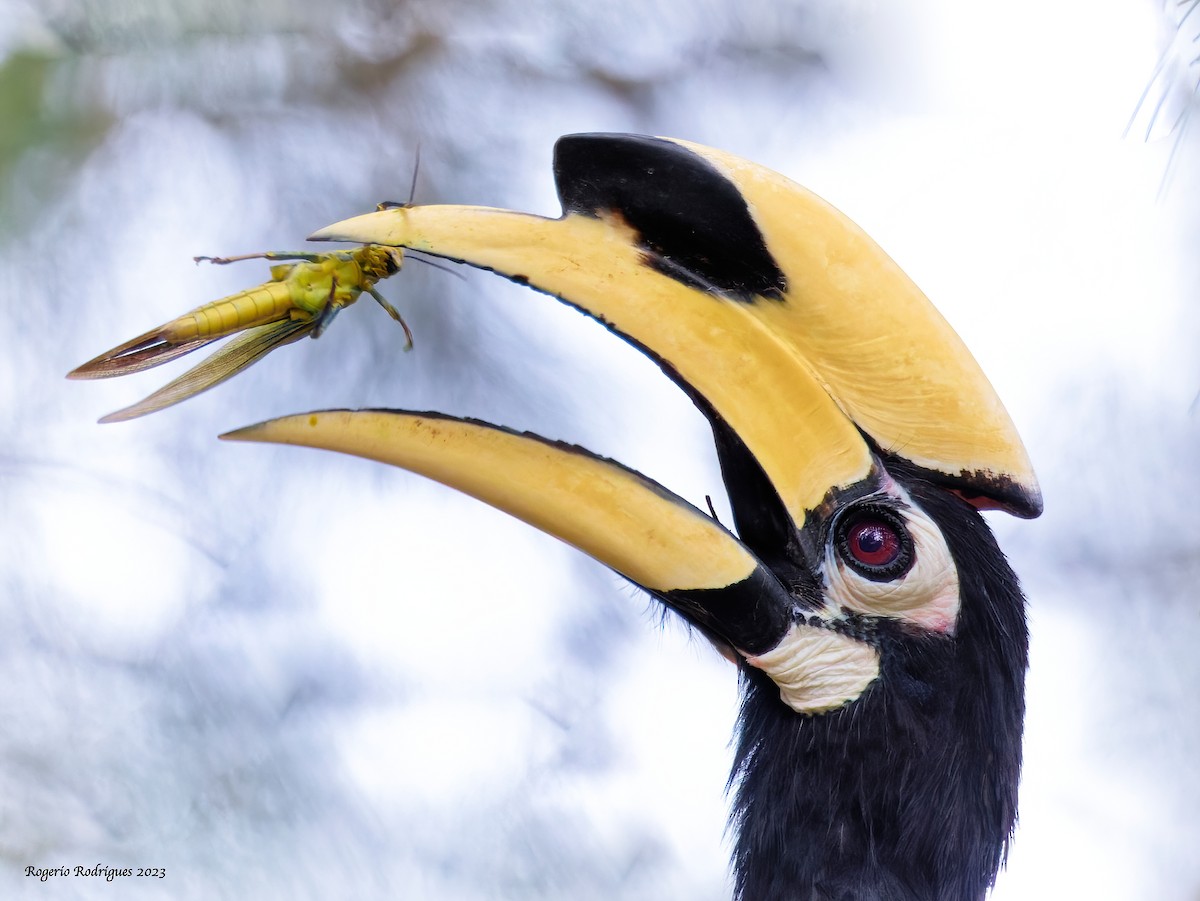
[554, 134, 787, 302]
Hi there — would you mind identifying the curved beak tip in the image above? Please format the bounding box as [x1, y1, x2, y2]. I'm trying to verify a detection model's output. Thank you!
[218, 423, 265, 443]
[219, 412, 338, 445]
[307, 210, 399, 245]
[1018, 487, 1044, 520]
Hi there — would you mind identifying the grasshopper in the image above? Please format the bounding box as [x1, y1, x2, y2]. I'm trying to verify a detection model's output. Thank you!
[69, 244, 409, 423]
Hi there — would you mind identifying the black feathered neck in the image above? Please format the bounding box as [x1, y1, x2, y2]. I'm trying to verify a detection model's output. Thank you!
[729, 483, 1028, 901]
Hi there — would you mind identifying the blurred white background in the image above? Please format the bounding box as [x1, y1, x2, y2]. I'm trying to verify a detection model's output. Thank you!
[1, 0, 1197, 898]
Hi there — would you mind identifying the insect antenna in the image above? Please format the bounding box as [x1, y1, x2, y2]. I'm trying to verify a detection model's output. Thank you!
[407, 250, 467, 281]
[407, 143, 422, 206]
[376, 145, 423, 210]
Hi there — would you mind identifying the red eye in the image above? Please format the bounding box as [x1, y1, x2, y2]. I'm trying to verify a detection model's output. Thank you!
[846, 519, 901, 568]
[834, 506, 914, 581]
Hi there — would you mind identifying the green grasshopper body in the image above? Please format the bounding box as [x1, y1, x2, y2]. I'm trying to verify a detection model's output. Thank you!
[182, 247, 407, 342]
[69, 245, 410, 422]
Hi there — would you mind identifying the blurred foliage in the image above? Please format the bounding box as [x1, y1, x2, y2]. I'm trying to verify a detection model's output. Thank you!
[0, 50, 111, 230]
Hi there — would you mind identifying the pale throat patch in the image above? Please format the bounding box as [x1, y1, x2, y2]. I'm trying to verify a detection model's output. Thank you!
[745, 624, 880, 714]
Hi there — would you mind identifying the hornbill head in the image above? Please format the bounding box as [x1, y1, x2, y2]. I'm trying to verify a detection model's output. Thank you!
[224, 134, 1041, 900]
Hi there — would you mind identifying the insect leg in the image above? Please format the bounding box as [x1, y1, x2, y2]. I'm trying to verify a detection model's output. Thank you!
[310, 279, 342, 339]
[194, 252, 327, 266]
[367, 287, 414, 351]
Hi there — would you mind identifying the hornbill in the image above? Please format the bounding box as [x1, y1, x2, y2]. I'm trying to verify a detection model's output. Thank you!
[224, 134, 1041, 900]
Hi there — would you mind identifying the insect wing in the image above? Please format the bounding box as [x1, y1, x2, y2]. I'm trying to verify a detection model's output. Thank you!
[98, 318, 314, 423]
[68, 327, 221, 380]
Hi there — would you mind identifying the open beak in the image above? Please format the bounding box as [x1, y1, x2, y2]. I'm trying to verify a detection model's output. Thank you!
[222, 134, 1040, 690]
